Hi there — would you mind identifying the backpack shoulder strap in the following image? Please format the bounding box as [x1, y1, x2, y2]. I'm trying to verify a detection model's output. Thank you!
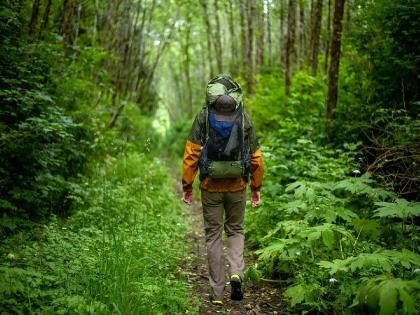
[201, 106, 209, 145]
[242, 108, 252, 152]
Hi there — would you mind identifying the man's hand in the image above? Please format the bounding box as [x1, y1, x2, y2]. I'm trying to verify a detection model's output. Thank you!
[251, 190, 261, 208]
[182, 191, 193, 205]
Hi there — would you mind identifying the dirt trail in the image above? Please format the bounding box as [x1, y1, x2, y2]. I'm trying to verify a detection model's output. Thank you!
[182, 193, 284, 314]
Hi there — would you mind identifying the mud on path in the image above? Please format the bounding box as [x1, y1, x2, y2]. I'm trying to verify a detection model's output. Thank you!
[182, 195, 285, 315]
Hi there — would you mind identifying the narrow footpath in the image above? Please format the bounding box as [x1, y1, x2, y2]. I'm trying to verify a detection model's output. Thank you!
[173, 175, 284, 314]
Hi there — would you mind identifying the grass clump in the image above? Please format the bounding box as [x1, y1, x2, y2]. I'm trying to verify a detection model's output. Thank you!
[0, 151, 197, 314]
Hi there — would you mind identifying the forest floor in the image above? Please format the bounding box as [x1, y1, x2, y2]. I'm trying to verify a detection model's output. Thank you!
[172, 171, 284, 314]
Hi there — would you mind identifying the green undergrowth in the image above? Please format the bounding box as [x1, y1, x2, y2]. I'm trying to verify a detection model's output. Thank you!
[0, 151, 198, 314]
[244, 72, 420, 314]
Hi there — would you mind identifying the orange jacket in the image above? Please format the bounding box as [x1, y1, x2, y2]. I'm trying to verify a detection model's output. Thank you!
[182, 109, 264, 193]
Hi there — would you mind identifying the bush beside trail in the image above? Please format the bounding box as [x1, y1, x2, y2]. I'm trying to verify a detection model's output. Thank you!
[244, 73, 420, 314]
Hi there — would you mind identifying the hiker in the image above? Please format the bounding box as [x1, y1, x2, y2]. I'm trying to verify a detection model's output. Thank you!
[181, 75, 264, 306]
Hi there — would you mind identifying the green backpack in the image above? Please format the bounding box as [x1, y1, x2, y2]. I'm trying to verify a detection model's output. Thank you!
[205, 74, 243, 108]
[199, 75, 251, 180]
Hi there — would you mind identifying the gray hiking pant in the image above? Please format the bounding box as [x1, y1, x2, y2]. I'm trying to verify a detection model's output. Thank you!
[201, 189, 246, 298]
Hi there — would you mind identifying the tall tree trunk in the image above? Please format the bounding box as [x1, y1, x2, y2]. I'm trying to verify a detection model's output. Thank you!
[279, 0, 286, 68]
[59, 0, 80, 46]
[28, 0, 41, 38]
[199, 39, 208, 81]
[213, 0, 224, 73]
[239, 0, 248, 78]
[183, 11, 193, 117]
[227, 0, 238, 76]
[246, 0, 256, 94]
[170, 62, 183, 112]
[255, 2, 265, 74]
[266, 0, 273, 68]
[38, 0, 52, 39]
[285, 0, 296, 96]
[73, 3, 82, 45]
[92, 0, 99, 45]
[345, 0, 352, 33]
[107, 92, 123, 129]
[308, 0, 313, 65]
[310, 0, 323, 75]
[326, 0, 346, 126]
[297, 0, 305, 71]
[324, 0, 332, 74]
[200, 0, 215, 77]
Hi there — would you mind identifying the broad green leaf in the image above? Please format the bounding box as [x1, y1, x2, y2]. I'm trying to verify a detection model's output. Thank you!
[285, 181, 303, 193]
[256, 239, 299, 260]
[318, 259, 350, 275]
[378, 281, 397, 315]
[399, 288, 415, 315]
[352, 218, 382, 239]
[322, 229, 335, 249]
[334, 175, 394, 200]
[349, 253, 393, 273]
[335, 207, 359, 222]
[285, 284, 305, 306]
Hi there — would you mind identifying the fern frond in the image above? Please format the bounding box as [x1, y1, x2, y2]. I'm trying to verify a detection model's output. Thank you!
[262, 220, 307, 241]
[305, 205, 359, 224]
[334, 174, 395, 200]
[381, 249, 420, 269]
[282, 200, 308, 215]
[296, 183, 315, 202]
[256, 238, 300, 261]
[349, 253, 393, 273]
[374, 199, 420, 220]
[286, 181, 332, 202]
[298, 223, 354, 248]
[318, 249, 420, 275]
[354, 275, 420, 315]
[318, 258, 352, 274]
[351, 218, 382, 239]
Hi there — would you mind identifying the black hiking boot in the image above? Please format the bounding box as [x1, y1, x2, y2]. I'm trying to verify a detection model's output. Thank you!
[230, 274, 244, 300]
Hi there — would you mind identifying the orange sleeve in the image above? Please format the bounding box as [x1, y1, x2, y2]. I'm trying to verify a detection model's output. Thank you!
[182, 140, 201, 192]
[250, 148, 264, 191]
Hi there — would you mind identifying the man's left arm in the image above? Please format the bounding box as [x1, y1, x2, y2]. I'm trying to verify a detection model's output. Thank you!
[250, 148, 264, 191]
[245, 114, 264, 207]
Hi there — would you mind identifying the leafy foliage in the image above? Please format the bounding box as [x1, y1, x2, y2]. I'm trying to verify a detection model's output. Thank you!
[245, 65, 420, 314]
[353, 276, 420, 315]
[374, 199, 420, 220]
[0, 3, 95, 220]
[319, 249, 420, 275]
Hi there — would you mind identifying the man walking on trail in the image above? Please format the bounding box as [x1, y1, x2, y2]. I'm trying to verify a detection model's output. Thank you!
[181, 75, 264, 306]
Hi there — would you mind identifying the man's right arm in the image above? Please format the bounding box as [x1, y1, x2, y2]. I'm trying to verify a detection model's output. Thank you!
[182, 140, 201, 193]
[182, 110, 205, 194]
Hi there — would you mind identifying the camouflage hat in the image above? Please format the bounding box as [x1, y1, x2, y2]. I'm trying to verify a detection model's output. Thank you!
[206, 74, 242, 108]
